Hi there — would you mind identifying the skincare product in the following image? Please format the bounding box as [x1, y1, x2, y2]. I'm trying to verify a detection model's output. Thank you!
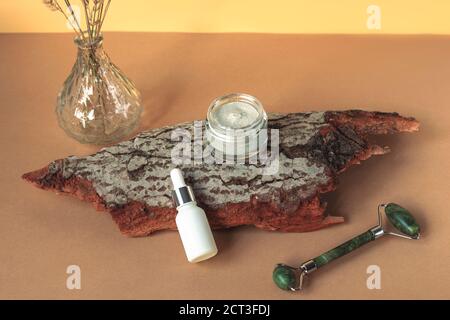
[273, 203, 421, 291]
[205, 93, 268, 159]
[170, 168, 218, 263]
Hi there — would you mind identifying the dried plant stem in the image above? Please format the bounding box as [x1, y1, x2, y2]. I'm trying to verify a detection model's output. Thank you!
[91, 2, 101, 38]
[94, 1, 104, 37]
[82, 3, 93, 43]
[44, 0, 112, 41]
[44, 0, 83, 39]
[97, 0, 111, 37]
[63, 0, 85, 40]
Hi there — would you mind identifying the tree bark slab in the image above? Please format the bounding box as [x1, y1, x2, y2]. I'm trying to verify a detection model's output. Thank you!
[23, 110, 419, 237]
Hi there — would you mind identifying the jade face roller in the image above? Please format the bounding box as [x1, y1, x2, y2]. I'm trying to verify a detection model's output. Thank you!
[273, 203, 421, 291]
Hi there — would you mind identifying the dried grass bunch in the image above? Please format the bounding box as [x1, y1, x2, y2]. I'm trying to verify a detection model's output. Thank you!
[43, 0, 111, 42]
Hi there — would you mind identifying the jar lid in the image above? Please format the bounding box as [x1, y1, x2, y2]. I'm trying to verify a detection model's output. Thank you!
[205, 93, 268, 159]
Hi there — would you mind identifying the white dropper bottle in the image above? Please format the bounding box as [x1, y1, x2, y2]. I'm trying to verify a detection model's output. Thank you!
[170, 168, 218, 263]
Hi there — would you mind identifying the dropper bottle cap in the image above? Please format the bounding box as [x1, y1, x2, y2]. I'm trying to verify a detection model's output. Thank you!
[170, 168, 218, 263]
[171, 168, 196, 207]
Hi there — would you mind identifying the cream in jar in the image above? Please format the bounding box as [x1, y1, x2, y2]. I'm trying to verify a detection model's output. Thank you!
[205, 93, 268, 159]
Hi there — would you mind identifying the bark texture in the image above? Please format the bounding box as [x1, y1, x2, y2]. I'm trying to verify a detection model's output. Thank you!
[23, 110, 419, 237]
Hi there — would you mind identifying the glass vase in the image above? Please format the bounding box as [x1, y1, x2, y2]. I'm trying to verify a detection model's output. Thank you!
[56, 34, 142, 144]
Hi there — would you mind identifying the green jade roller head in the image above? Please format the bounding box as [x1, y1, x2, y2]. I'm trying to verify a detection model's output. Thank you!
[273, 203, 421, 291]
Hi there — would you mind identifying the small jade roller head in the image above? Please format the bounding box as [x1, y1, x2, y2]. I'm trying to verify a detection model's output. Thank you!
[273, 203, 421, 291]
[384, 203, 420, 239]
[272, 264, 302, 291]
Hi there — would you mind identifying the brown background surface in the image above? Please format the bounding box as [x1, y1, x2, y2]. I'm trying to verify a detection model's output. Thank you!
[0, 33, 449, 299]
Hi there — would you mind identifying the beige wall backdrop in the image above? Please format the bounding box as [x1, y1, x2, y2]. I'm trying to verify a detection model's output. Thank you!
[2, 0, 450, 34]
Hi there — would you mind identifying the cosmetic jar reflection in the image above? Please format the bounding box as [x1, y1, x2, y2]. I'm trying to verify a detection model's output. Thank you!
[205, 93, 268, 159]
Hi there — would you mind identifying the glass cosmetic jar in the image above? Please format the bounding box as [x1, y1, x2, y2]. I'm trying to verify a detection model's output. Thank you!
[205, 93, 268, 159]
